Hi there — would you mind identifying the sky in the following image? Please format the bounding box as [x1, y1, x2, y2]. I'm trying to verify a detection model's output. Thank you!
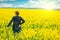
[0, 0, 60, 9]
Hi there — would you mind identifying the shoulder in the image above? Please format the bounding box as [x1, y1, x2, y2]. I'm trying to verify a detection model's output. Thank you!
[12, 16, 15, 19]
[19, 16, 23, 19]
[18, 16, 21, 18]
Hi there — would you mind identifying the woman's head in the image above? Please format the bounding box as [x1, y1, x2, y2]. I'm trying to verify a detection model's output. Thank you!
[15, 11, 19, 16]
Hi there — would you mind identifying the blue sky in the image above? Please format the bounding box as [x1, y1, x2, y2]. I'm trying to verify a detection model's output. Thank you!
[0, 0, 28, 6]
[0, 0, 60, 9]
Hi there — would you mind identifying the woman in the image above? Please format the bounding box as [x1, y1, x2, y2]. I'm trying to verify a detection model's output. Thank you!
[7, 11, 25, 36]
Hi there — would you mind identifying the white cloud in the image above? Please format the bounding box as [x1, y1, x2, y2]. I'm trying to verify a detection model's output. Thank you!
[0, 0, 60, 9]
[0, 3, 13, 7]
[55, 4, 60, 9]
[18, 0, 60, 9]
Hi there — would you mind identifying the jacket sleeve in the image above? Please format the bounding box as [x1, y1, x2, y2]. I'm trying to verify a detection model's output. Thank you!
[20, 17, 25, 25]
[7, 17, 14, 27]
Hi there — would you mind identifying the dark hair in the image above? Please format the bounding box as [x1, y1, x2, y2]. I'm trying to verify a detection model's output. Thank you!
[15, 11, 19, 15]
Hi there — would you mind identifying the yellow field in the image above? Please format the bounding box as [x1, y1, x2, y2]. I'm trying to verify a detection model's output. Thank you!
[0, 8, 60, 40]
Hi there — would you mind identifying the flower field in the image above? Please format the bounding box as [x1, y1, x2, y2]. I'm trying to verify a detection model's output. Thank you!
[0, 8, 60, 40]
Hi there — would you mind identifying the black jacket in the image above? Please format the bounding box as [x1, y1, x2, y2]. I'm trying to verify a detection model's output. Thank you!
[7, 16, 25, 27]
